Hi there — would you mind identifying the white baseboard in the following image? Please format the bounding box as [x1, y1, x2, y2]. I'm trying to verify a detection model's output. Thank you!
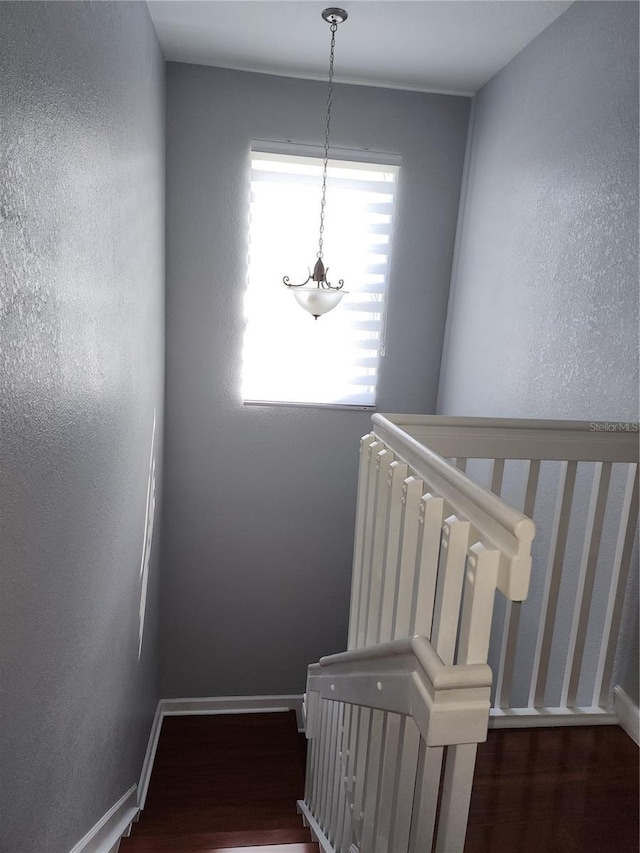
[137, 702, 164, 810]
[138, 694, 304, 810]
[489, 706, 618, 728]
[614, 686, 640, 746]
[67, 786, 138, 853]
[159, 694, 304, 727]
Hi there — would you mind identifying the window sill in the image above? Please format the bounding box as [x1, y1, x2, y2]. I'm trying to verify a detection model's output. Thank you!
[243, 400, 376, 412]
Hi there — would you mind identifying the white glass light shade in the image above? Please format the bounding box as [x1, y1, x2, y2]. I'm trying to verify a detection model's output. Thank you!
[292, 287, 347, 318]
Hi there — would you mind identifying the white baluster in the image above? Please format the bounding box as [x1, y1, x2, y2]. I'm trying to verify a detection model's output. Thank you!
[360, 709, 386, 853]
[412, 493, 445, 639]
[434, 544, 499, 853]
[433, 743, 478, 853]
[530, 460, 577, 708]
[392, 476, 424, 640]
[351, 706, 372, 850]
[340, 704, 358, 853]
[457, 543, 500, 666]
[318, 700, 331, 830]
[306, 720, 318, 815]
[387, 716, 421, 853]
[373, 713, 402, 853]
[324, 702, 340, 841]
[334, 703, 351, 853]
[562, 461, 612, 708]
[408, 739, 443, 853]
[594, 463, 639, 707]
[490, 457, 505, 494]
[304, 690, 320, 808]
[495, 459, 540, 708]
[349, 434, 377, 650]
[431, 516, 471, 666]
[356, 441, 385, 649]
[309, 698, 326, 818]
[378, 461, 409, 644]
[365, 449, 395, 647]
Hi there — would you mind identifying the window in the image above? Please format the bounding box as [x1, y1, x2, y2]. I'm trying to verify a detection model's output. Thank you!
[242, 147, 399, 408]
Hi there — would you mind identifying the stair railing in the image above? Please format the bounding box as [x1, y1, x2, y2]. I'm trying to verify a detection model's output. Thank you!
[374, 415, 639, 724]
[299, 416, 537, 853]
[301, 637, 492, 853]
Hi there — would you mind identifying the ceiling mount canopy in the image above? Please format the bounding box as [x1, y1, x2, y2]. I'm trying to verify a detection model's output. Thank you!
[321, 7, 348, 25]
[283, 8, 349, 319]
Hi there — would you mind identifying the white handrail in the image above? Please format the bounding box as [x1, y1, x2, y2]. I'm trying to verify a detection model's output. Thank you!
[318, 635, 491, 691]
[371, 414, 536, 600]
[377, 413, 638, 431]
[375, 413, 639, 463]
[308, 635, 492, 747]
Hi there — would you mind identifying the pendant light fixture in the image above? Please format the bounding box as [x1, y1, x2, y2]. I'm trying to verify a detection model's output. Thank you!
[283, 7, 348, 319]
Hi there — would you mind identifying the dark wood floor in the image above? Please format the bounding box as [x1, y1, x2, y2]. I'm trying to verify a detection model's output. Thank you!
[467, 724, 639, 853]
[122, 712, 639, 853]
[121, 711, 314, 852]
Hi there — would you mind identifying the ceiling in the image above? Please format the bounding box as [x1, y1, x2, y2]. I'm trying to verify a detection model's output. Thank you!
[147, 1, 573, 96]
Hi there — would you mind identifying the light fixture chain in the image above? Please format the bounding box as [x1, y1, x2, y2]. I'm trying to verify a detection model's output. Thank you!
[317, 20, 338, 260]
[283, 9, 347, 315]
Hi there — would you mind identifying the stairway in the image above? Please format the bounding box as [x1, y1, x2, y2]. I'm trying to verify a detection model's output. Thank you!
[120, 711, 318, 853]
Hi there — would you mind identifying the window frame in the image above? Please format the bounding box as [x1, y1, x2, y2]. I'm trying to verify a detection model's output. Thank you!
[242, 141, 401, 411]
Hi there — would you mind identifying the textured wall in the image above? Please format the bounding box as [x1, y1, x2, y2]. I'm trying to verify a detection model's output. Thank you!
[0, 3, 165, 851]
[163, 64, 469, 696]
[438, 1, 638, 420]
[437, 2, 638, 702]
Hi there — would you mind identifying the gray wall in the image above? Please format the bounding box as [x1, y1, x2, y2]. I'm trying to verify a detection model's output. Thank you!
[438, 1, 638, 420]
[163, 64, 469, 696]
[437, 2, 638, 702]
[0, 3, 165, 851]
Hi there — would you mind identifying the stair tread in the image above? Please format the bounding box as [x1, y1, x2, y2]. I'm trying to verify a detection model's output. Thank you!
[125, 827, 311, 841]
[120, 827, 313, 851]
[120, 844, 317, 852]
[207, 846, 318, 852]
[123, 713, 311, 853]
[132, 815, 305, 835]
[121, 845, 317, 853]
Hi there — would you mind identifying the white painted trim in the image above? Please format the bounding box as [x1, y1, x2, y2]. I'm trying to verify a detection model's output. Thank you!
[489, 706, 618, 729]
[67, 786, 138, 853]
[138, 695, 305, 810]
[297, 800, 336, 853]
[252, 139, 402, 168]
[159, 694, 304, 729]
[171, 59, 474, 98]
[437, 94, 476, 414]
[137, 703, 164, 811]
[614, 686, 640, 746]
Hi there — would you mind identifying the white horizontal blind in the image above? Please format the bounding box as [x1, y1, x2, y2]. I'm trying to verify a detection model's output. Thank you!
[242, 150, 398, 407]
